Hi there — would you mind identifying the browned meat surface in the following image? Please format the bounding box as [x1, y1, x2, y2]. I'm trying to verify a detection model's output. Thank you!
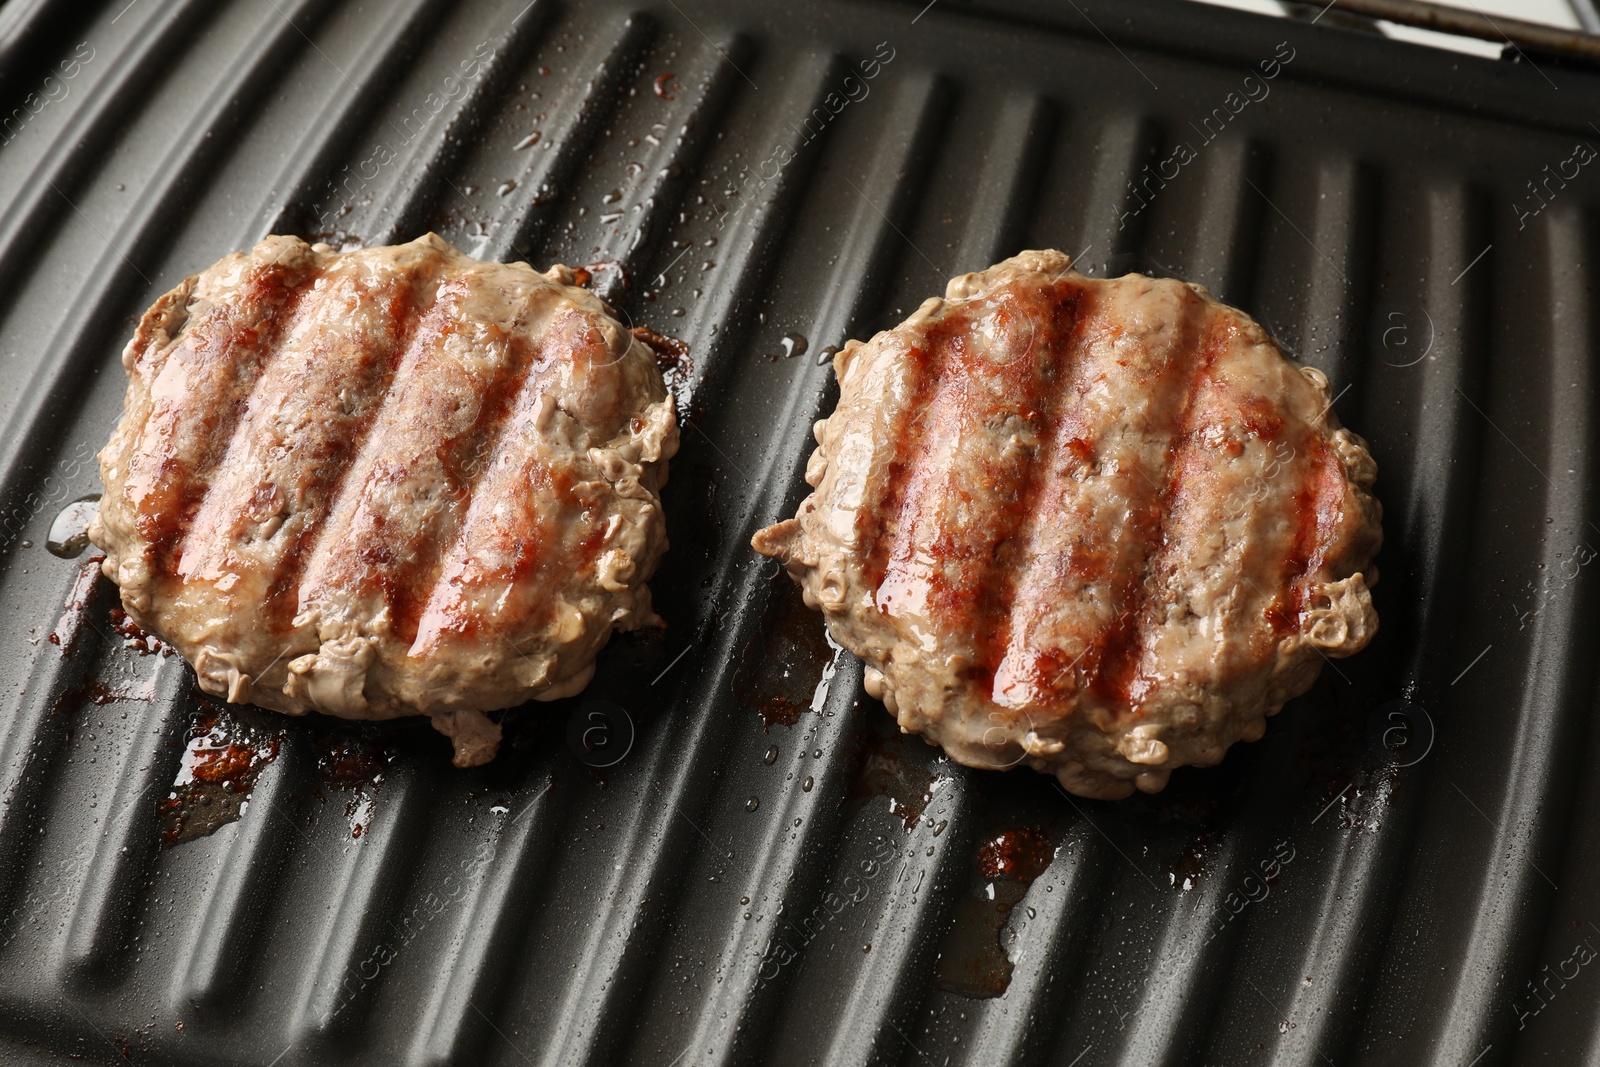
[90, 233, 678, 766]
[753, 250, 1381, 799]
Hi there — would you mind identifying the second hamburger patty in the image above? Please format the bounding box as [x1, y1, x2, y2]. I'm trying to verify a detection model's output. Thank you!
[753, 250, 1381, 799]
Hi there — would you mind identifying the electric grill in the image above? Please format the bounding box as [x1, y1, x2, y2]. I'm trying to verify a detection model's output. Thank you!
[1, 0, 1599, 1063]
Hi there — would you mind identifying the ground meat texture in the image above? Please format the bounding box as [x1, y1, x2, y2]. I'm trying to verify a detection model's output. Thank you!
[91, 233, 678, 767]
[752, 250, 1380, 800]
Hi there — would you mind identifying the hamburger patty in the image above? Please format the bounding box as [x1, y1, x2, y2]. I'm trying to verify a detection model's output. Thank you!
[90, 233, 678, 766]
[752, 250, 1381, 799]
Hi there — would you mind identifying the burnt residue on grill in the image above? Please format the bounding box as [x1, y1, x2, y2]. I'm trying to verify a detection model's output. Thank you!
[310, 721, 402, 839]
[159, 694, 286, 848]
[868, 748, 941, 832]
[933, 826, 1057, 999]
[733, 575, 840, 730]
[624, 322, 693, 421]
[757, 694, 803, 729]
[841, 705, 946, 832]
[109, 606, 171, 656]
[50, 678, 154, 718]
[1168, 832, 1211, 892]
[46, 557, 105, 653]
[977, 827, 1055, 882]
[51, 554, 172, 659]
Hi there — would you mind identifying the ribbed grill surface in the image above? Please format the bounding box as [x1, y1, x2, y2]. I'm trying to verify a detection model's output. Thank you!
[1, 1, 1599, 1064]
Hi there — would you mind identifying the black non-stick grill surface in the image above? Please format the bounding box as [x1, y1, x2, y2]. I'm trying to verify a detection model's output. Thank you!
[1, 0, 1599, 1063]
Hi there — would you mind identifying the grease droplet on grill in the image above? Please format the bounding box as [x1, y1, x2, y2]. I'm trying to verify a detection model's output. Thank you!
[46, 495, 101, 558]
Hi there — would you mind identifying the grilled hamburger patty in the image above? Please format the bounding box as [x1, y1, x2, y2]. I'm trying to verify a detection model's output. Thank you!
[753, 250, 1381, 799]
[90, 233, 678, 766]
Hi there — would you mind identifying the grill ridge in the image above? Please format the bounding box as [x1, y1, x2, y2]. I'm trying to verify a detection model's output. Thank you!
[481, 13, 661, 264]
[0, 0, 215, 303]
[0, 0, 334, 571]
[170, 729, 303, 1013]
[507, 58, 858, 1063]
[244, 0, 459, 248]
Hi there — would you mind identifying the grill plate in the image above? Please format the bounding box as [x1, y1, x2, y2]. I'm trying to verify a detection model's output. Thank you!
[1, 1, 1599, 1063]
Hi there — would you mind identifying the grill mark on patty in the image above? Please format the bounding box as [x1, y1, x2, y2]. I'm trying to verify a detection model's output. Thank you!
[128, 254, 320, 578]
[868, 281, 1071, 624]
[409, 306, 623, 656]
[867, 282, 1258, 715]
[1110, 311, 1236, 708]
[988, 282, 1202, 712]
[262, 276, 425, 633]
[175, 269, 421, 636]
[446, 459, 567, 647]
[868, 319, 987, 619]
[1270, 434, 1343, 633]
[387, 326, 545, 646]
[964, 280, 1097, 699]
[290, 274, 474, 640]
[858, 340, 945, 595]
